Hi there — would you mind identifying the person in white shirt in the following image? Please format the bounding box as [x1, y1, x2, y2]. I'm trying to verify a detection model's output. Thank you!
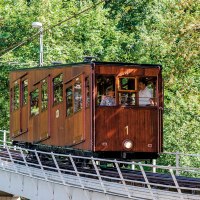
[138, 79, 153, 105]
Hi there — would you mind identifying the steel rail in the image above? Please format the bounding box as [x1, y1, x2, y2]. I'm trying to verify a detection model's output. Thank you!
[1, 145, 200, 195]
[0, 133, 200, 199]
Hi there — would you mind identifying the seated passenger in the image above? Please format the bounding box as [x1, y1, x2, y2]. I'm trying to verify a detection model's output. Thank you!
[138, 78, 153, 106]
[100, 88, 115, 106]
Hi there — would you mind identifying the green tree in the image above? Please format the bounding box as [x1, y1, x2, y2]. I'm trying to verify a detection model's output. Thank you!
[0, 0, 199, 166]
[105, 0, 200, 162]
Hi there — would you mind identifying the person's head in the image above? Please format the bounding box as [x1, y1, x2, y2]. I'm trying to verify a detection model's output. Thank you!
[138, 78, 147, 90]
[106, 88, 114, 97]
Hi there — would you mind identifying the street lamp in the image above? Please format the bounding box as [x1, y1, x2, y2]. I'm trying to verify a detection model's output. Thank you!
[32, 22, 43, 67]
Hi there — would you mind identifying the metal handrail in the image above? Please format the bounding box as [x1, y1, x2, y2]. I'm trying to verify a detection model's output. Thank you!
[0, 143, 200, 200]
[163, 151, 200, 158]
[1, 142, 200, 174]
[0, 130, 9, 133]
[0, 132, 200, 199]
[0, 130, 10, 147]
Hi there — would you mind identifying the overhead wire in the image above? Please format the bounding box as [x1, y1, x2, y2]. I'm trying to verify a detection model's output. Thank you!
[0, 0, 108, 58]
[0, 32, 39, 58]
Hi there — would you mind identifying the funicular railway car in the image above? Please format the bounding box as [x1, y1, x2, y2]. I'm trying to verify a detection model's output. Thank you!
[10, 62, 163, 159]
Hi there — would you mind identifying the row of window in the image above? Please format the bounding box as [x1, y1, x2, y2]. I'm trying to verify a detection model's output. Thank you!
[11, 74, 157, 116]
[96, 75, 157, 106]
[11, 74, 90, 117]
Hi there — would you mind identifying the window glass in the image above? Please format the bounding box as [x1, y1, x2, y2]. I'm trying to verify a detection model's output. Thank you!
[13, 83, 20, 110]
[22, 80, 28, 105]
[53, 74, 63, 104]
[118, 77, 136, 91]
[85, 77, 90, 108]
[74, 78, 82, 112]
[30, 89, 39, 116]
[41, 80, 48, 111]
[96, 75, 115, 106]
[66, 86, 73, 117]
[138, 77, 157, 106]
[119, 92, 136, 106]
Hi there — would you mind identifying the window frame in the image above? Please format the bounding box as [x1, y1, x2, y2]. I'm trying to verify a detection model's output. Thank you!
[66, 85, 73, 117]
[73, 77, 82, 113]
[85, 76, 90, 108]
[96, 74, 116, 106]
[65, 74, 83, 117]
[22, 79, 28, 106]
[30, 88, 40, 117]
[12, 82, 20, 111]
[117, 77, 137, 93]
[41, 79, 48, 112]
[53, 73, 63, 105]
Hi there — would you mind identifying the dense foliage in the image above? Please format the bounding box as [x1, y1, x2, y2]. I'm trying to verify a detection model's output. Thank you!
[0, 0, 199, 165]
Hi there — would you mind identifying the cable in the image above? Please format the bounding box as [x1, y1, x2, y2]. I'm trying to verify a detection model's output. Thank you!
[0, 32, 39, 57]
[0, 0, 108, 57]
[46, 0, 107, 31]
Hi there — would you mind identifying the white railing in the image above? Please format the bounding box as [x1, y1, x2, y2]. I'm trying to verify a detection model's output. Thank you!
[160, 152, 200, 176]
[1, 130, 200, 174]
[0, 141, 200, 200]
[0, 130, 200, 199]
[0, 130, 9, 148]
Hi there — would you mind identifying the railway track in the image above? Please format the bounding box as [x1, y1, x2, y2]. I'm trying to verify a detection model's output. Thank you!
[0, 147, 200, 195]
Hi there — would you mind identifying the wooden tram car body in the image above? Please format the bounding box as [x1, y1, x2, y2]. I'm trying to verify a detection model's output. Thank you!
[10, 62, 163, 159]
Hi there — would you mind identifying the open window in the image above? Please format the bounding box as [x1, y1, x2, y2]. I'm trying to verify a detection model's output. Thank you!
[30, 88, 39, 116]
[41, 80, 48, 111]
[138, 77, 157, 106]
[66, 76, 83, 117]
[96, 75, 116, 106]
[140, 77, 157, 106]
[13, 82, 20, 111]
[85, 77, 90, 108]
[53, 73, 63, 105]
[22, 79, 28, 106]
[74, 77, 82, 113]
[66, 86, 73, 117]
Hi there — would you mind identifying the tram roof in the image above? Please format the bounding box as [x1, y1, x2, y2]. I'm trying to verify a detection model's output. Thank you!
[10, 61, 162, 72]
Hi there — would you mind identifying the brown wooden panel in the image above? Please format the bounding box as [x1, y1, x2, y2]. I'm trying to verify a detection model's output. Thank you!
[39, 110, 49, 140]
[64, 111, 84, 147]
[145, 68, 160, 76]
[95, 107, 119, 151]
[64, 68, 73, 83]
[65, 116, 74, 145]
[73, 74, 92, 150]
[96, 66, 145, 76]
[10, 72, 27, 83]
[96, 65, 161, 78]
[32, 70, 50, 84]
[30, 115, 40, 142]
[131, 109, 158, 152]
[50, 103, 65, 146]
[64, 74, 85, 147]
[21, 105, 28, 134]
[83, 108, 91, 149]
[10, 110, 20, 137]
[38, 76, 51, 142]
[73, 111, 84, 144]
[95, 107, 159, 152]
[95, 108, 107, 150]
